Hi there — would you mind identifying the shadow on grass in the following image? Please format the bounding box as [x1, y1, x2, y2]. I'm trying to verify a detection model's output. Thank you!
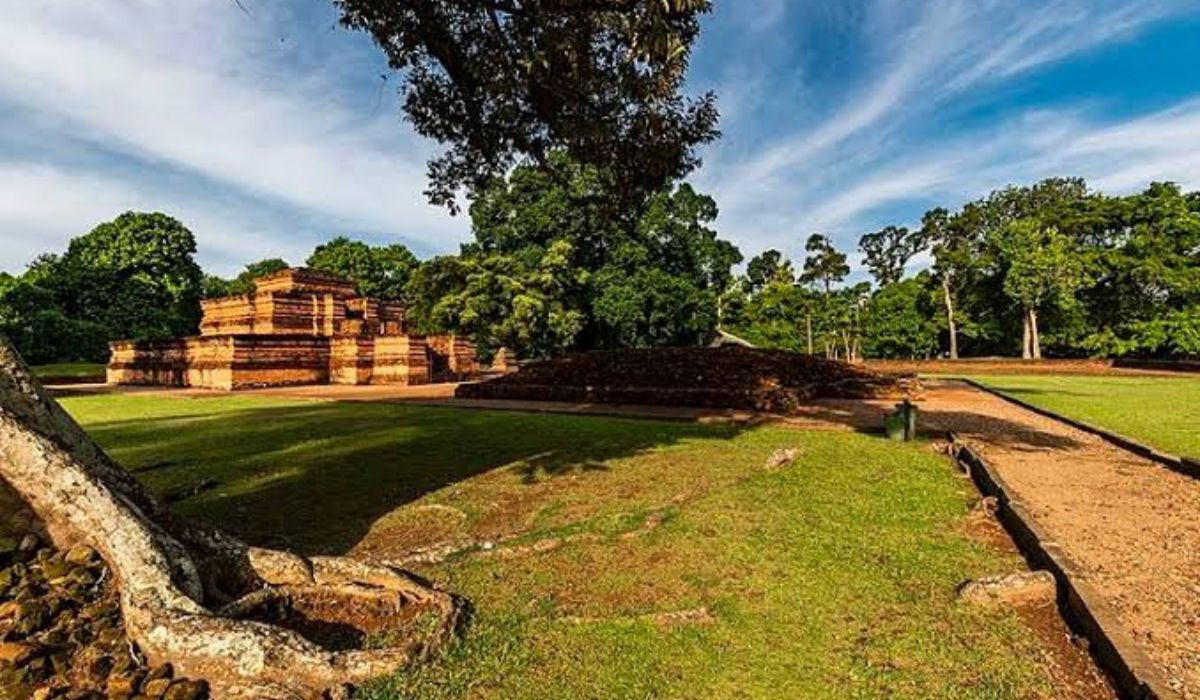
[755, 398, 1084, 452]
[83, 401, 745, 556]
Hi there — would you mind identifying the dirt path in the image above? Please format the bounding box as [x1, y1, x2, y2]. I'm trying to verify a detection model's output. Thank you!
[918, 381, 1200, 699]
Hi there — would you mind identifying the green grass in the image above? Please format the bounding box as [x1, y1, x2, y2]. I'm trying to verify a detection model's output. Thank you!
[31, 362, 106, 379]
[60, 394, 1052, 699]
[966, 374, 1200, 458]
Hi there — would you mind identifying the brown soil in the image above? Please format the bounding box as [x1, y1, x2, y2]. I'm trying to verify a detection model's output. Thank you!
[957, 494, 1117, 699]
[919, 381, 1200, 699]
[458, 347, 915, 411]
[232, 585, 433, 652]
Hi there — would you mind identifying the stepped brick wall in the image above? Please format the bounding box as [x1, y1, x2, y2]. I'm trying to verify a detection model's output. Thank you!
[108, 268, 474, 390]
[108, 336, 330, 390]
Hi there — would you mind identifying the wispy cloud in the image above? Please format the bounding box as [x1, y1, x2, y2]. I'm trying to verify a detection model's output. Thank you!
[2, 0, 1199, 281]
[697, 0, 1200, 270]
[0, 0, 467, 275]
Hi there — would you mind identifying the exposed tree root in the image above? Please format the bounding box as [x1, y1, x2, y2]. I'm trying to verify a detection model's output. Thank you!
[0, 338, 467, 699]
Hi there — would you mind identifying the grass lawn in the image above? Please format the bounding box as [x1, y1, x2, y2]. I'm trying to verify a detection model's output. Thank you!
[61, 393, 1053, 699]
[31, 362, 106, 379]
[966, 374, 1200, 459]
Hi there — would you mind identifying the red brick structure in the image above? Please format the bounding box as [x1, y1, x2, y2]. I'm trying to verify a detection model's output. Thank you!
[107, 268, 476, 389]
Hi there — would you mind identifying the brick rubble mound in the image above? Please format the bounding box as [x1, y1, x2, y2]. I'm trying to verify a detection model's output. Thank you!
[457, 346, 917, 412]
[0, 534, 209, 700]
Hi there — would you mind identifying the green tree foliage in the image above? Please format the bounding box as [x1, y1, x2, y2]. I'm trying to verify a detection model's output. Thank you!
[2, 212, 203, 363]
[307, 237, 419, 300]
[336, 0, 718, 211]
[405, 242, 587, 358]
[993, 221, 1087, 359]
[861, 274, 942, 359]
[0, 274, 109, 364]
[40, 212, 203, 343]
[800, 234, 849, 295]
[858, 225, 922, 287]
[203, 258, 291, 298]
[404, 155, 740, 357]
[745, 250, 794, 292]
[1080, 182, 1200, 356]
[728, 177, 1200, 361]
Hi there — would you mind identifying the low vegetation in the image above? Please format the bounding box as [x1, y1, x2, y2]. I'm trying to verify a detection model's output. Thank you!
[60, 394, 1056, 698]
[30, 363, 106, 380]
[968, 374, 1200, 458]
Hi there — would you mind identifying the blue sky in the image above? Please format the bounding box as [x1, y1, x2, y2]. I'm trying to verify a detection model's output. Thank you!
[3, 1, 1200, 278]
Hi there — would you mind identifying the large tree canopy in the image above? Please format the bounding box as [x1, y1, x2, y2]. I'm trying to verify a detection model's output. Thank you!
[307, 236, 420, 300]
[404, 154, 740, 357]
[3, 212, 204, 362]
[335, 0, 719, 210]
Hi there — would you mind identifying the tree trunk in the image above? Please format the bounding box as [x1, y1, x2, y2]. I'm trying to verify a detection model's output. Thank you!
[1029, 308, 1042, 360]
[0, 336, 465, 699]
[805, 314, 814, 355]
[1021, 308, 1033, 360]
[942, 277, 958, 360]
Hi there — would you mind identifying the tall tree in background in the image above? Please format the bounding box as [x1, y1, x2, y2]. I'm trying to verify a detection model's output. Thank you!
[994, 220, 1087, 359]
[405, 242, 588, 357]
[799, 234, 849, 357]
[407, 155, 740, 356]
[861, 273, 941, 359]
[336, 0, 718, 211]
[800, 234, 849, 296]
[745, 249, 794, 292]
[859, 225, 921, 287]
[920, 207, 970, 359]
[307, 236, 420, 300]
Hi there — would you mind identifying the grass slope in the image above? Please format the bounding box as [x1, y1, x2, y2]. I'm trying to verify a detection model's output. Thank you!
[967, 374, 1200, 459]
[61, 394, 1049, 699]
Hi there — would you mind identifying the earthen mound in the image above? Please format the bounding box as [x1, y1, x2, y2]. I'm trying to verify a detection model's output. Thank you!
[456, 347, 916, 412]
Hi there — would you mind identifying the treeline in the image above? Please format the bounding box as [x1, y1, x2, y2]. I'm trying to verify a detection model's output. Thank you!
[5, 174, 1196, 366]
[1, 152, 740, 365]
[726, 178, 1200, 360]
[0, 213, 422, 364]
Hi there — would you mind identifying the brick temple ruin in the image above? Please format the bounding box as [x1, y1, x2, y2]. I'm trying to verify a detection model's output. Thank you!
[107, 267, 478, 390]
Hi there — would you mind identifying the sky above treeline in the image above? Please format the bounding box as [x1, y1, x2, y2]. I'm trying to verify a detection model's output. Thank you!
[3, 0, 1200, 278]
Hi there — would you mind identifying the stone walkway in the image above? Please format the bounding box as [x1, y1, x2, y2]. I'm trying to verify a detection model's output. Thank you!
[917, 381, 1200, 699]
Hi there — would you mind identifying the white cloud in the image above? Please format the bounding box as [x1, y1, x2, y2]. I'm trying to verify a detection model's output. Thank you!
[0, 0, 469, 273]
[0, 162, 320, 275]
[699, 0, 1200, 267]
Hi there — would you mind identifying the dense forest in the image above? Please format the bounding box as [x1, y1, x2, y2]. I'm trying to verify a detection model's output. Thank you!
[728, 177, 1200, 360]
[2, 175, 1197, 365]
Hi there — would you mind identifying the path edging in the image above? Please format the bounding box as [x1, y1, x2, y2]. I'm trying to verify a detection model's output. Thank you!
[949, 434, 1182, 700]
[959, 378, 1200, 479]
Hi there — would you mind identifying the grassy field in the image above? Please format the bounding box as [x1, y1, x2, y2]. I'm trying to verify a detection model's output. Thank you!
[60, 394, 1053, 699]
[967, 374, 1200, 458]
[31, 362, 106, 379]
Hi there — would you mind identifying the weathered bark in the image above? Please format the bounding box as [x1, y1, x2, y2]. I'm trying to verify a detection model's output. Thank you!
[1029, 308, 1042, 360]
[1021, 309, 1032, 359]
[0, 336, 466, 699]
[1020, 307, 1043, 360]
[941, 277, 958, 360]
[805, 315, 814, 355]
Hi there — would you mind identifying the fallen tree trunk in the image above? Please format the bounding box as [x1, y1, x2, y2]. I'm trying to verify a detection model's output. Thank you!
[0, 336, 466, 699]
